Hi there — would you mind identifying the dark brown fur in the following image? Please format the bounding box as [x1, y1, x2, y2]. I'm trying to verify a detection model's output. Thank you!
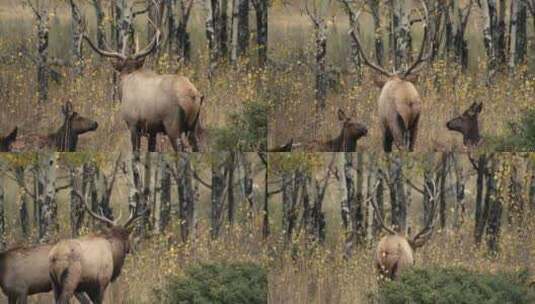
[446, 102, 482, 147]
[10, 111, 98, 152]
[305, 109, 368, 152]
[0, 127, 17, 152]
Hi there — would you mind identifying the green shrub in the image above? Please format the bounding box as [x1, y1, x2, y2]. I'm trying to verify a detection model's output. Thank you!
[211, 99, 268, 151]
[377, 267, 535, 304]
[490, 108, 535, 151]
[155, 262, 268, 304]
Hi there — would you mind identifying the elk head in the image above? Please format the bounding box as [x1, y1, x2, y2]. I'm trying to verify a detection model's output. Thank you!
[347, 0, 430, 152]
[83, 21, 161, 76]
[0, 126, 17, 152]
[370, 179, 439, 281]
[446, 101, 482, 147]
[55, 101, 98, 151]
[336, 109, 368, 150]
[73, 191, 144, 257]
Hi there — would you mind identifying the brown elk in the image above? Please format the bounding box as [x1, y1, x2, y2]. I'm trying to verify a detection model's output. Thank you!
[0, 127, 17, 152]
[10, 102, 98, 152]
[49, 191, 143, 304]
[446, 102, 483, 147]
[83, 15, 204, 152]
[0, 245, 90, 304]
[348, 1, 430, 152]
[370, 179, 439, 281]
[304, 109, 368, 151]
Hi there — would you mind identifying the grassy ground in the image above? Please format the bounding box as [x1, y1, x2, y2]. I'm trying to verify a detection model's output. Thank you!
[267, 4, 535, 152]
[0, 153, 534, 303]
[0, 1, 264, 152]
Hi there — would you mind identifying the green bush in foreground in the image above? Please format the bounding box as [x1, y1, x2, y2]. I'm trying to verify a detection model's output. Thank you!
[211, 99, 268, 151]
[489, 108, 535, 151]
[377, 267, 535, 304]
[155, 262, 267, 304]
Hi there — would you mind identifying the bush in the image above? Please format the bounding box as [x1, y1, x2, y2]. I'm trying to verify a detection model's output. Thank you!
[211, 99, 268, 151]
[490, 108, 535, 151]
[155, 262, 268, 304]
[377, 267, 535, 304]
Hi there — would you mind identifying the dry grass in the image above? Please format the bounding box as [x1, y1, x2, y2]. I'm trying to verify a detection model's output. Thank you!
[267, 5, 535, 152]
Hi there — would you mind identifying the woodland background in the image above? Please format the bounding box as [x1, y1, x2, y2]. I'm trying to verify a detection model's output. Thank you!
[0, 152, 534, 303]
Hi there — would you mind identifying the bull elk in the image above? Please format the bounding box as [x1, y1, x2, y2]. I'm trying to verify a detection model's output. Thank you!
[348, 1, 431, 152]
[49, 191, 144, 304]
[446, 102, 483, 148]
[83, 14, 204, 152]
[304, 109, 368, 151]
[0, 127, 17, 152]
[0, 245, 90, 304]
[370, 179, 439, 281]
[10, 102, 98, 152]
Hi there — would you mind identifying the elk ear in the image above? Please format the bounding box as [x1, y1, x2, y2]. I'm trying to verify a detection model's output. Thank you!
[373, 76, 387, 88]
[475, 102, 483, 113]
[337, 109, 347, 121]
[6, 126, 17, 143]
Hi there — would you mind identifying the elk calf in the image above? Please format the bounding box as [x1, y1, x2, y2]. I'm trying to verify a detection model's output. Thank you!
[304, 109, 368, 152]
[10, 102, 98, 152]
[49, 192, 142, 304]
[446, 102, 483, 147]
[0, 127, 17, 152]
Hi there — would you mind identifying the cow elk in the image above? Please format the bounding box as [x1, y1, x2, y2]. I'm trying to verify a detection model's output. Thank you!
[370, 180, 439, 281]
[10, 102, 98, 152]
[83, 12, 204, 152]
[446, 102, 483, 148]
[0, 245, 90, 304]
[304, 109, 368, 152]
[0, 127, 17, 152]
[48, 191, 144, 304]
[348, 1, 431, 152]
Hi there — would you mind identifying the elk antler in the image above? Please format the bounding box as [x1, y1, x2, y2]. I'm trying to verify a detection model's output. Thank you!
[403, 0, 431, 77]
[368, 181, 398, 235]
[409, 175, 440, 248]
[72, 190, 120, 227]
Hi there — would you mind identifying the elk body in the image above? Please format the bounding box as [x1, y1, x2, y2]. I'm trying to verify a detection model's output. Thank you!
[370, 180, 438, 281]
[304, 109, 368, 152]
[446, 102, 483, 147]
[0, 127, 17, 152]
[10, 102, 98, 152]
[49, 192, 142, 304]
[349, 1, 430, 152]
[84, 25, 204, 152]
[0, 245, 90, 304]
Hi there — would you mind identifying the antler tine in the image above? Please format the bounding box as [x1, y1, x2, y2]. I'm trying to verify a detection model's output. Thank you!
[345, 4, 393, 77]
[72, 190, 116, 226]
[123, 207, 148, 229]
[403, 0, 430, 77]
[368, 181, 397, 235]
[132, 12, 161, 60]
[412, 175, 440, 243]
[83, 35, 126, 60]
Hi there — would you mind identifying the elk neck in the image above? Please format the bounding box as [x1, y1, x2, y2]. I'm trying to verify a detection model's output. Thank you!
[329, 128, 356, 152]
[463, 123, 481, 147]
[50, 122, 77, 152]
[106, 230, 130, 281]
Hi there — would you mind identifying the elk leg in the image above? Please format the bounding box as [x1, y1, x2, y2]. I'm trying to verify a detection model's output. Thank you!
[163, 113, 184, 152]
[383, 127, 394, 153]
[18, 294, 28, 304]
[393, 113, 408, 150]
[147, 132, 157, 152]
[408, 114, 420, 152]
[129, 127, 141, 151]
[87, 287, 104, 304]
